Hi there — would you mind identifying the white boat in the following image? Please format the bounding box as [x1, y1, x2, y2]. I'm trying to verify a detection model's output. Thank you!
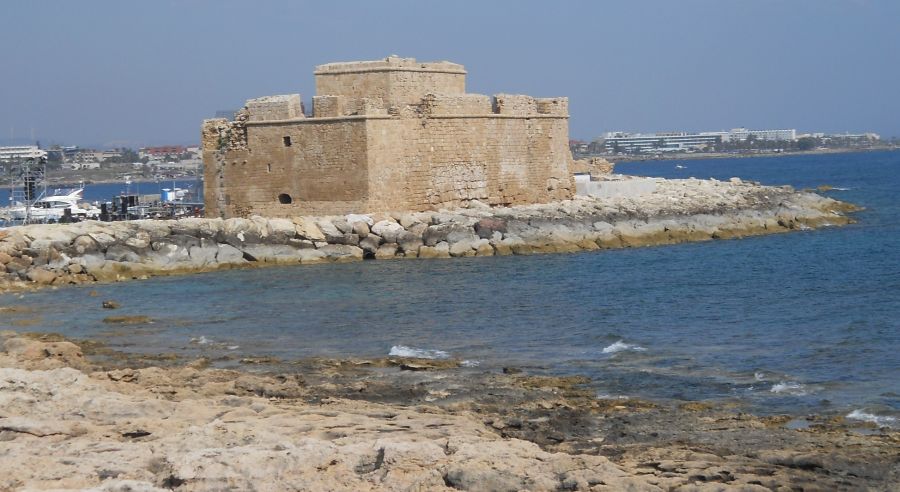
[3, 188, 100, 223]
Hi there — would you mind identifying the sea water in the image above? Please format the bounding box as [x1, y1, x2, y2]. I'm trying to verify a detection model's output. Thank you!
[2, 151, 898, 425]
[0, 179, 201, 205]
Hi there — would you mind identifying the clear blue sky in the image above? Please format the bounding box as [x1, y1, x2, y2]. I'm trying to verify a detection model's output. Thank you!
[2, 0, 898, 148]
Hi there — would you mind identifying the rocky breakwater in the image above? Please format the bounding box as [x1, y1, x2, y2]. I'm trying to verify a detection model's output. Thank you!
[0, 176, 857, 290]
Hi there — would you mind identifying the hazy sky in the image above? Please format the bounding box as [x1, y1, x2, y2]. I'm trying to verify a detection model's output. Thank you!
[2, 0, 898, 148]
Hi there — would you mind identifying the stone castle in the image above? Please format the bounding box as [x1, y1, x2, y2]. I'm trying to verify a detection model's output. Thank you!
[201, 56, 575, 218]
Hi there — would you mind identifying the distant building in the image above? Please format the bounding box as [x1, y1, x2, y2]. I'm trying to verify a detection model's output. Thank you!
[599, 128, 798, 153]
[569, 139, 590, 156]
[719, 128, 796, 142]
[0, 145, 47, 162]
[822, 132, 880, 142]
[155, 159, 202, 171]
[600, 132, 722, 153]
[139, 146, 188, 159]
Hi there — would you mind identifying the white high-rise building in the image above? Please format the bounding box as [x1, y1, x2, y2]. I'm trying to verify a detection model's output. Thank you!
[717, 128, 797, 142]
[0, 145, 47, 162]
[599, 128, 798, 153]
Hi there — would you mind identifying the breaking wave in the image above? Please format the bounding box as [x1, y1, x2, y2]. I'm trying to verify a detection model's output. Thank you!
[389, 345, 450, 359]
[770, 382, 810, 396]
[602, 341, 647, 354]
[846, 409, 897, 427]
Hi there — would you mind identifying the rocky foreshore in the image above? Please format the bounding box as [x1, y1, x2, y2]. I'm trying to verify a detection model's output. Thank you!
[1, 331, 897, 491]
[0, 176, 857, 292]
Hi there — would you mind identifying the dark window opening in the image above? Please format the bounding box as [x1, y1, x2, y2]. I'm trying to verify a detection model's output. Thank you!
[278, 193, 293, 204]
[266, 163, 272, 173]
[283, 136, 292, 147]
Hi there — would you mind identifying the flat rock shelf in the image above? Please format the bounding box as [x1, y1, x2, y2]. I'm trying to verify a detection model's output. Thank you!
[0, 175, 858, 292]
[0, 333, 897, 490]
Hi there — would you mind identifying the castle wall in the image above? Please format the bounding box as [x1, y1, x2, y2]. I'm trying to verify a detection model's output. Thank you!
[365, 110, 573, 212]
[203, 118, 373, 218]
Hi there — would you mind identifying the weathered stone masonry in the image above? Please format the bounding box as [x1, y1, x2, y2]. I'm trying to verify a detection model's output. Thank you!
[202, 56, 574, 218]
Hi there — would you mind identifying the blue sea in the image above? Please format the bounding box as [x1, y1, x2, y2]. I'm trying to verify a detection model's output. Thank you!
[0, 179, 201, 206]
[2, 151, 898, 425]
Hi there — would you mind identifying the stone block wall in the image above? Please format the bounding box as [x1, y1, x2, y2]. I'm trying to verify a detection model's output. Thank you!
[204, 119, 373, 217]
[494, 94, 538, 115]
[365, 114, 573, 211]
[314, 56, 466, 108]
[420, 94, 493, 116]
[312, 96, 344, 118]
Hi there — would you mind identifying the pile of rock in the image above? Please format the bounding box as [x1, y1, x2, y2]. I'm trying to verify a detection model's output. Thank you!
[0, 176, 856, 291]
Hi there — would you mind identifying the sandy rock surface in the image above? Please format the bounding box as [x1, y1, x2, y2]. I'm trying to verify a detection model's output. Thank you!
[0, 334, 897, 491]
[0, 336, 647, 491]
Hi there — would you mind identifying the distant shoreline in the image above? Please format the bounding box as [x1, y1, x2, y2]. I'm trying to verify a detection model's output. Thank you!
[596, 146, 898, 164]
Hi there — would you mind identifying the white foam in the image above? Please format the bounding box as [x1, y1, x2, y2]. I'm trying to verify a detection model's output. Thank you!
[770, 381, 809, 396]
[388, 345, 450, 359]
[602, 341, 647, 354]
[226, 345, 240, 350]
[460, 360, 480, 367]
[754, 372, 766, 381]
[832, 187, 851, 191]
[596, 393, 629, 400]
[190, 336, 211, 345]
[846, 409, 897, 427]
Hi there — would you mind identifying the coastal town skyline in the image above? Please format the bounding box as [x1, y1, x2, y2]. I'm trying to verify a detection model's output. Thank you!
[2, 0, 899, 147]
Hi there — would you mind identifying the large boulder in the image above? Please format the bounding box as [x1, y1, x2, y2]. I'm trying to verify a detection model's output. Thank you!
[240, 244, 304, 264]
[318, 244, 364, 262]
[474, 217, 508, 239]
[25, 267, 58, 285]
[325, 233, 360, 246]
[371, 220, 405, 244]
[449, 239, 478, 257]
[316, 218, 343, 238]
[375, 244, 399, 259]
[292, 217, 326, 241]
[105, 244, 142, 263]
[215, 244, 246, 265]
[417, 242, 451, 259]
[397, 231, 424, 256]
[187, 242, 219, 267]
[423, 223, 474, 247]
[358, 235, 382, 256]
[266, 218, 297, 243]
[72, 235, 100, 254]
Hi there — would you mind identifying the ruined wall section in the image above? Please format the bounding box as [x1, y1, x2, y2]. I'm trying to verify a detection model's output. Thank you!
[245, 94, 305, 122]
[202, 116, 251, 217]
